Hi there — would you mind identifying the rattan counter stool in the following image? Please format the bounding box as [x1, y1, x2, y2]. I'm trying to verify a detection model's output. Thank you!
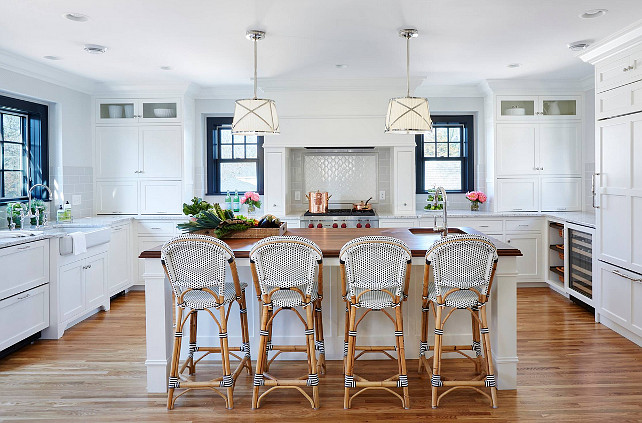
[249, 236, 325, 409]
[161, 234, 252, 410]
[340, 236, 412, 409]
[418, 234, 499, 408]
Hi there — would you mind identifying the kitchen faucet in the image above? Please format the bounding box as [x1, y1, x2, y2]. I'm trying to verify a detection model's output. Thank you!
[432, 186, 448, 238]
[27, 183, 53, 229]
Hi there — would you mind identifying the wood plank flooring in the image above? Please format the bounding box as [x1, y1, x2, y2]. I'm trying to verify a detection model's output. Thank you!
[1, 288, 642, 422]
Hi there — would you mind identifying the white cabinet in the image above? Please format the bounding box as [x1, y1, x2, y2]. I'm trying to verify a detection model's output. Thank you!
[108, 223, 133, 296]
[496, 96, 581, 120]
[139, 127, 183, 178]
[540, 178, 582, 212]
[96, 98, 181, 124]
[393, 147, 415, 214]
[595, 46, 642, 93]
[0, 284, 49, 351]
[496, 123, 581, 177]
[596, 113, 642, 273]
[135, 219, 186, 285]
[379, 218, 419, 228]
[0, 240, 49, 299]
[505, 233, 543, 282]
[139, 181, 182, 215]
[58, 253, 108, 323]
[96, 181, 138, 214]
[264, 149, 286, 215]
[496, 124, 538, 176]
[598, 261, 642, 340]
[95, 126, 182, 180]
[596, 80, 642, 120]
[496, 178, 539, 212]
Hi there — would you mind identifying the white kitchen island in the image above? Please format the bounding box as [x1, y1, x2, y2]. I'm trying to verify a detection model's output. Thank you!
[140, 227, 521, 393]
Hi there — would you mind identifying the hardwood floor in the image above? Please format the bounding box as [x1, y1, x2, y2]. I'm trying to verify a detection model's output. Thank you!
[2, 288, 642, 422]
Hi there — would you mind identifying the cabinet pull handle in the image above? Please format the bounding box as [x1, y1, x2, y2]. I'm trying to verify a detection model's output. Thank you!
[16, 293, 30, 300]
[479, 225, 489, 228]
[151, 227, 161, 230]
[17, 245, 31, 250]
[592, 173, 601, 209]
[609, 268, 642, 282]
[518, 224, 529, 226]
[512, 208, 523, 211]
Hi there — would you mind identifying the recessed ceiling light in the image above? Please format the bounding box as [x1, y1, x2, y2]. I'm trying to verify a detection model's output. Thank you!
[335, 64, 348, 69]
[568, 41, 592, 51]
[160, 66, 172, 71]
[580, 9, 607, 19]
[43, 56, 62, 61]
[507, 63, 521, 68]
[83, 44, 107, 54]
[64, 13, 89, 22]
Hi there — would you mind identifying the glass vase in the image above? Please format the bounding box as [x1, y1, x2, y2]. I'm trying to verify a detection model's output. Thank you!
[470, 201, 480, 211]
[247, 204, 256, 215]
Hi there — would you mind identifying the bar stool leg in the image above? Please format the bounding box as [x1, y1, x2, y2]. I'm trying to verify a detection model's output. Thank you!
[479, 304, 498, 408]
[343, 302, 349, 373]
[238, 290, 253, 375]
[314, 300, 326, 375]
[252, 304, 270, 409]
[431, 303, 444, 409]
[188, 311, 197, 375]
[343, 304, 357, 409]
[218, 305, 233, 409]
[394, 304, 410, 409]
[264, 307, 275, 372]
[167, 306, 185, 410]
[305, 303, 320, 409]
[471, 307, 482, 374]
[418, 300, 430, 373]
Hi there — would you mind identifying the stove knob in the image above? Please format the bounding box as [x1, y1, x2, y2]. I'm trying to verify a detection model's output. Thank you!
[317, 223, 323, 228]
[332, 223, 338, 228]
[341, 223, 347, 228]
[308, 223, 314, 228]
[356, 223, 362, 228]
[365, 223, 371, 228]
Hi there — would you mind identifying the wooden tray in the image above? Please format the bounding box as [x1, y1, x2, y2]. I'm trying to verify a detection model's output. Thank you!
[194, 222, 287, 239]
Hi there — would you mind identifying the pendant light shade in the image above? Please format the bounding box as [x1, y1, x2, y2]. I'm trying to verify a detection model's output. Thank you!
[232, 30, 279, 135]
[385, 29, 432, 134]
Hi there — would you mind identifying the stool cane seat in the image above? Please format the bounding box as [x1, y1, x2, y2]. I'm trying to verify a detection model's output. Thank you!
[427, 283, 483, 309]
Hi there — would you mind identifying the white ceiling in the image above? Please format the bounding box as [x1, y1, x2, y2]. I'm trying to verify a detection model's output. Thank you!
[1, 0, 641, 89]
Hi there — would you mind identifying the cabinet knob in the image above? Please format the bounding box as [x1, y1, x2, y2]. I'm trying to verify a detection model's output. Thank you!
[403, 202, 407, 206]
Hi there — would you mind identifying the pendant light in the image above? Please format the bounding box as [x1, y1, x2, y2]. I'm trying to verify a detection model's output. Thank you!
[385, 28, 432, 134]
[232, 30, 279, 135]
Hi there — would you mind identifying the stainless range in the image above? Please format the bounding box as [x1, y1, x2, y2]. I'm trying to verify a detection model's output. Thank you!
[300, 208, 379, 229]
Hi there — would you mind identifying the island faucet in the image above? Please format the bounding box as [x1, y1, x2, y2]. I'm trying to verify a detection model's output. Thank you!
[27, 183, 53, 228]
[432, 186, 448, 238]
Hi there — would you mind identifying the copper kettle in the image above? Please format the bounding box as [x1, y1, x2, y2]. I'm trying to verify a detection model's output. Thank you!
[306, 191, 331, 214]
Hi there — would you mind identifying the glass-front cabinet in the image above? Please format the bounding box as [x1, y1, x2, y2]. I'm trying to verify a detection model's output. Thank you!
[96, 98, 181, 124]
[497, 95, 581, 120]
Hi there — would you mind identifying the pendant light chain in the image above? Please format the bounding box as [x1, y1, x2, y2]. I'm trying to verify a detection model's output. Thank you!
[253, 37, 258, 99]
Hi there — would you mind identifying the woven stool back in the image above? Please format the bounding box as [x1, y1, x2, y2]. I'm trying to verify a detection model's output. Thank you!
[249, 236, 322, 297]
[340, 236, 412, 299]
[426, 234, 498, 295]
[161, 234, 234, 299]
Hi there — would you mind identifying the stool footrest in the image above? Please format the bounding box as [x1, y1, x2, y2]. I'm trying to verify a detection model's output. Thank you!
[355, 345, 396, 351]
[353, 381, 400, 388]
[268, 345, 309, 352]
[264, 379, 312, 387]
[428, 345, 474, 351]
[441, 380, 486, 387]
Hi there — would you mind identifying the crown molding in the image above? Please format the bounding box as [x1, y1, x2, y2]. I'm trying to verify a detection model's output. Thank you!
[415, 84, 485, 97]
[579, 19, 642, 64]
[579, 74, 595, 91]
[258, 77, 425, 92]
[194, 85, 253, 99]
[484, 78, 588, 93]
[93, 81, 197, 97]
[0, 48, 98, 94]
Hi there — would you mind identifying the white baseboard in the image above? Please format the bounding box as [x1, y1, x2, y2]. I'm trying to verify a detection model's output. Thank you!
[599, 316, 642, 347]
[516, 281, 548, 288]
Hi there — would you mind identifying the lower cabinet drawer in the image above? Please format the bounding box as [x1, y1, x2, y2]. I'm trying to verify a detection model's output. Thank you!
[0, 285, 49, 351]
[137, 221, 177, 235]
[449, 218, 503, 233]
[505, 218, 542, 232]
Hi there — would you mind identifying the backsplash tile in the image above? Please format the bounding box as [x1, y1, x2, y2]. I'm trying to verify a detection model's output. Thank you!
[289, 148, 391, 212]
[62, 166, 93, 218]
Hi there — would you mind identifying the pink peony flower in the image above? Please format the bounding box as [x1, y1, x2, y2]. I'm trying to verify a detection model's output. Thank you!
[240, 197, 247, 204]
[466, 191, 478, 201]
[478, 192, 487, 203]
[251, 192, 260, 202]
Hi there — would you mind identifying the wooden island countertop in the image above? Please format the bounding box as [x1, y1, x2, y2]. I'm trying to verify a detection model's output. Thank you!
[139, 227, 521, 259]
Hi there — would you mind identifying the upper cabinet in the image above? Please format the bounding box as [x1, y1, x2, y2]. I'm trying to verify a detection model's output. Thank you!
[496, 95, 581, 121]
[96, 98, 181, 124]
[595, 46, 642, 93]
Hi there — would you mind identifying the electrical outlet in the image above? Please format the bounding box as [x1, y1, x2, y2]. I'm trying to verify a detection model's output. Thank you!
[72, 194, 82, 206]
[294, 191, 301, 201]
[379, 191, 385, 201]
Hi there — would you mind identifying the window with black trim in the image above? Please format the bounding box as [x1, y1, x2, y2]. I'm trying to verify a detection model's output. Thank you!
[415, 115, 473, 193]
[0, 94, 48, 203]
[206, 117, 264, 195]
